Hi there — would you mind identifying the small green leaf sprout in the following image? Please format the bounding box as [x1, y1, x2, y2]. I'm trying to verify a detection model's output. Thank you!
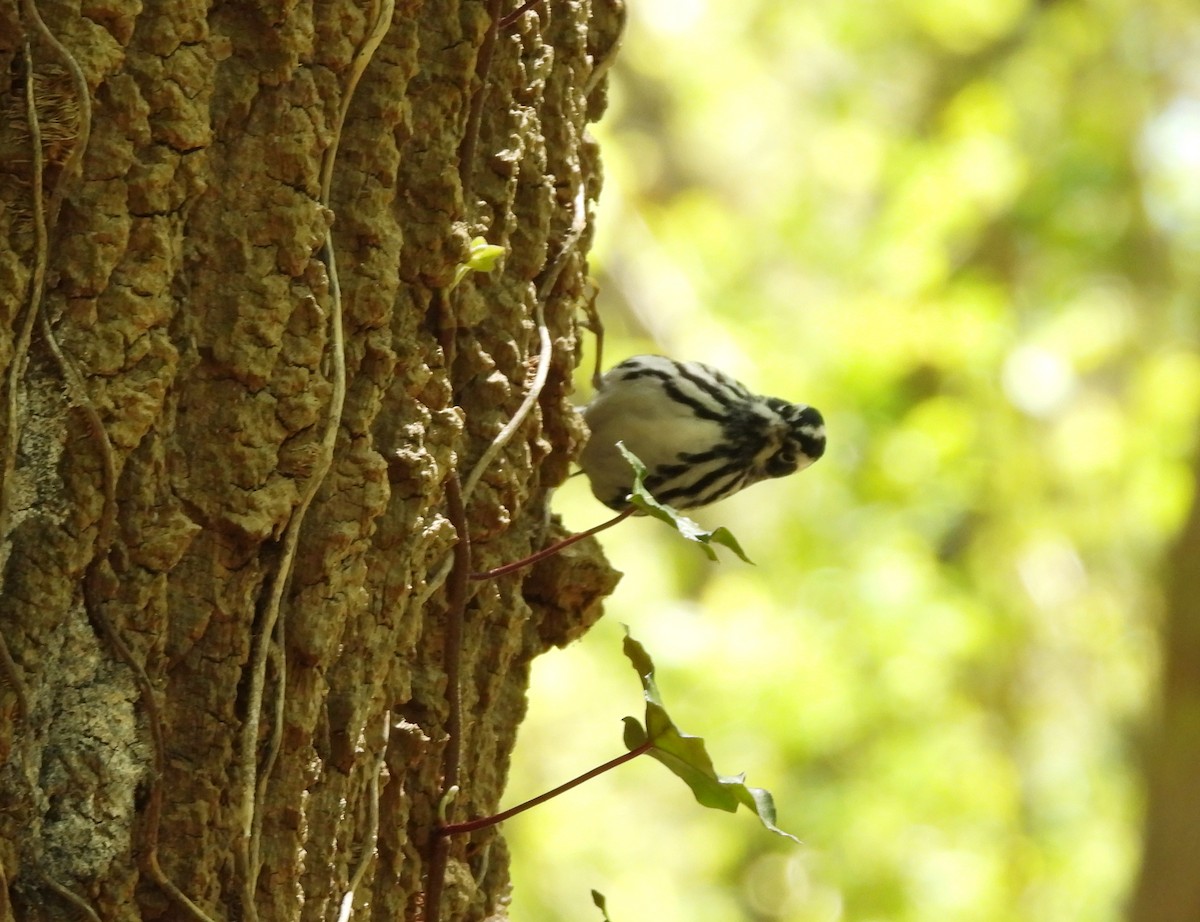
[450, 236, 506, 291]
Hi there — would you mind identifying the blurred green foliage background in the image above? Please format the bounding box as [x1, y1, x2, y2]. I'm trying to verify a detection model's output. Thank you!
[505, 0, 1200, 919]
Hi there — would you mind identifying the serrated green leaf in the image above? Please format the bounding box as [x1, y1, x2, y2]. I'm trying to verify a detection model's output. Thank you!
[622, 629, 799, 841]
[616, 442, 754, 564]
[620, 630, 661, 703]
[643, 704, 739, 813]
[726, 777, 798, 842]
[706, 525, 752, 561]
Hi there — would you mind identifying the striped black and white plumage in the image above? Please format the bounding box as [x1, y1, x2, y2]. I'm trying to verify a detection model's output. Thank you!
[579, 355, 826, 510]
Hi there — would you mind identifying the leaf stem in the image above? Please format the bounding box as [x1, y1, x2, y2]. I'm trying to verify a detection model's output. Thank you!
[438, 738, 654, 836]
[471, 507, 634, 580]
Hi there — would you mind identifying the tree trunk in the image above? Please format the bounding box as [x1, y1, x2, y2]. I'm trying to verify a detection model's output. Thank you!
[1128, 445, 1200, 922]
[0, 1, 621, 919]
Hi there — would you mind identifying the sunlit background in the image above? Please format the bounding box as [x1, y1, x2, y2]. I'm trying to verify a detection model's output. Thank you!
[506, 1, 1200, 919]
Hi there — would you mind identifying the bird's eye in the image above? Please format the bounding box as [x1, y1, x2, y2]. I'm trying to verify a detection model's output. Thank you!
[766, 448, 798, 477]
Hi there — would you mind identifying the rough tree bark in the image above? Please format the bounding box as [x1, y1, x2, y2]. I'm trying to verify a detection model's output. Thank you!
[0, 1, 622, 919]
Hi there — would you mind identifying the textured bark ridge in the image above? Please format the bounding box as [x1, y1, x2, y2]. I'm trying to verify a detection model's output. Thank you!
[0, 1, 623, 919]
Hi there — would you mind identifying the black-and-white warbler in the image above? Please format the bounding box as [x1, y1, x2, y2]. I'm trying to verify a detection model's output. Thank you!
[579, 355, 826, 510]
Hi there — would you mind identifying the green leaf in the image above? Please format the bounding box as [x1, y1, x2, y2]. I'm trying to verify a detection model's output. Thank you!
[591, 890, 612, 921]
[621, 715, 647, 750]
[621, 630, 799, 842]
[450, 236, 506, 290]
[616, 443, 754, 564]
[466, 235, 505, 271]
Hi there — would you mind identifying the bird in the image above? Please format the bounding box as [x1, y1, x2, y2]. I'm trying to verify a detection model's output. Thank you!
[579, 355, 826, 510]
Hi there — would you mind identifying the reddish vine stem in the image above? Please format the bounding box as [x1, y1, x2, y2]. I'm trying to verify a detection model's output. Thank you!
[457, 0, 504, 198]
[498, 0, 541, 29]
[439, 739, 655, 837]
[471, 507, 634, 580]
[425, 470, 472, 922]
[441, 471, 471, 797]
